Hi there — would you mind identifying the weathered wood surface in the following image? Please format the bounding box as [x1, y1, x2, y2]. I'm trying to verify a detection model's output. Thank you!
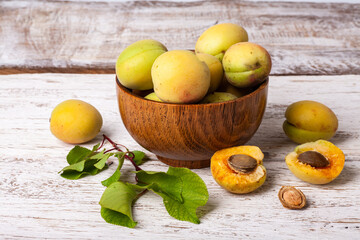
[0, 74, 359, 239]
[0, 0, 360, 75]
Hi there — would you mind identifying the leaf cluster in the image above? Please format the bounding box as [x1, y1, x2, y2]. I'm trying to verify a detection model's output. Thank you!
[59, 137, 209, 228]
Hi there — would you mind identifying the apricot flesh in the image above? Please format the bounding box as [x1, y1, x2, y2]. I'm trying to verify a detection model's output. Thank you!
[283, 100, 338, 143]
[211, 146, 266, 194]
[50, 99, 103, 144]
[196, 53, 223, 93]
[195, 23, 248, 61]
[116, 39, 167, 90]
[222, 42, 271, 88]
[151, 50, 210, 104]
[285, 140, 345, 184]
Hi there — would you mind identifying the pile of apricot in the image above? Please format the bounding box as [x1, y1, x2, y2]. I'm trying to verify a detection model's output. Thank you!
[115, 23, 271, 104]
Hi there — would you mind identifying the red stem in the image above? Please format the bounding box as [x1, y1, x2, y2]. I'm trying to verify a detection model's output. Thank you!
[102, 134, 142, 171]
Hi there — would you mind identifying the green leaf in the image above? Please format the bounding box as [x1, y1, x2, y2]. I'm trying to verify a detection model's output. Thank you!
[99, 181, 137, 228]
[66, 146, 91, 165]
[92, 151, 113, 170]
[136, 170, 183, 203]
[164, 167, 209, 224]
[132, 150, 146, 165]
[101, 152, 125, 187]
[60, 146, 109, 180]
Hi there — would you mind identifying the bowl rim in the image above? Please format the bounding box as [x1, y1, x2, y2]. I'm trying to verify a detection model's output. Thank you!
[116, 76, 269, 106]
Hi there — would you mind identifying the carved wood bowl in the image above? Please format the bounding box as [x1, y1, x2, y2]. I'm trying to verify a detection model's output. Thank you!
[116, 77, 268, 169]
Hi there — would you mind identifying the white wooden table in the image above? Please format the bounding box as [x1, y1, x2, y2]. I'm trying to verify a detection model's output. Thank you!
[1, 1, 359, 239]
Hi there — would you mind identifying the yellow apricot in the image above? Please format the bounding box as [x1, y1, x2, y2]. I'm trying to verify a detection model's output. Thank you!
[50, 99, 103, 144]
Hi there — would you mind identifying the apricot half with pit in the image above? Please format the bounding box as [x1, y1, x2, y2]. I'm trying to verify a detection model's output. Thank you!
[211, 146, 266, 194]
[285, 140, 345, 184]
[283, 100, 338, 143]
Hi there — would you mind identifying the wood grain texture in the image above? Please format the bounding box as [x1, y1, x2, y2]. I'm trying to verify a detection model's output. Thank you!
[0, 0, 359, 75]
[0, 73, 359, 239]
[116, 78, 268, 168]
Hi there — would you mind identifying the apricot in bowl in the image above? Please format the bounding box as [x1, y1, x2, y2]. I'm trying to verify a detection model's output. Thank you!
[285, 140, 345, 184]
[211, 146, 266, 193]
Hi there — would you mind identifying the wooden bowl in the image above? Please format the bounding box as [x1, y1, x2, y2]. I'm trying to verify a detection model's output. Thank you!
[116, 77, 268, 168]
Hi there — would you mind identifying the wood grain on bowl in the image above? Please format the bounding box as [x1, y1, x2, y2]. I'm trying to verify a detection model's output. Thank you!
[116, 77, 268, 168]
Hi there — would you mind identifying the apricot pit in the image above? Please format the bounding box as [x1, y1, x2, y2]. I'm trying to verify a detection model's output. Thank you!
[278, 186, 306, 210]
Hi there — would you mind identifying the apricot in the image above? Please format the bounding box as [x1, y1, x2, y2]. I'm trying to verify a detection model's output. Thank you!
[144, 92, 162, 102]
[285, 140, 345, 184]
[151, 50, 210, 104]
[283, 100, 338, 143]
[50, 99, 103, 144]
[196, 53, 223, 93]
[218, 77, 254, 98]
[116, 39, 167, 90]
[211, 146, 266, 194]
[195, 23, 248, 61]
[201, 92, 237, 103]
[222, 42, 272, 88]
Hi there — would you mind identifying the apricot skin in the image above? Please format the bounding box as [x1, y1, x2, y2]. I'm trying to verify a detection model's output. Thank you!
[285, 140, 345, 184]
[196, 53, 223, 93]
[222, 42, 271, 88]
[50, 99, 103, 144]
[144, 92, 162, 102]
[211, 146, 266, 194]
[195, 23, 248, 61]
[151, 50, 210, 104]
[116, 39, 167, 90]
[283, 100, 338, 143]
[201, 92, 237, 103]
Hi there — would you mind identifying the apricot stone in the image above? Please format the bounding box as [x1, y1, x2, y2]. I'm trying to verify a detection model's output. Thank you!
[116, 39, 167, 90]
[283, 100, 338, 143]
[211, 146, 266, 194]
[195, 23, 248, 61]
[196, 53, 223, 93]
[222, 42, 272, 88]
[50, 99, 103, 144]
[151, 50, 210, 104]
[285, 140, 345, 184]
[201, 92, 237, 103]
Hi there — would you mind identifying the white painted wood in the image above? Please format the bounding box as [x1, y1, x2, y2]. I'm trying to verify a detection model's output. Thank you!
[0, 1, 359, 75]
[0, 74, 359, 239]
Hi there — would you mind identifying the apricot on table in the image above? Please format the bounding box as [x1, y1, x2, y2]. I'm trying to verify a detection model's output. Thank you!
[116, 39, 167, 90]
[285, 140, 345, 184]
[211, 146, 266, 194]
[222, 42, 272, 88]
[283, 100, 338, 143]
[50, 99, 103, 144]
[195, 23, 248, 61]
[151, 50, 210, 104]
[201, 92, 237, 103]
[196, 53, 223, 93]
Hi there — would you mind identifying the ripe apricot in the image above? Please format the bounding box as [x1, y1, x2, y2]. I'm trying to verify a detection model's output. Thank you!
[195, 23, 248, 61]
[50, 99, 103, 144]
[283, 100, 338, 143]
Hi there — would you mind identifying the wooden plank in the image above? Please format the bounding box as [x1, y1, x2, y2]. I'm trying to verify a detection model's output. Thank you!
[0, 73, 359, 239]
[0, 1, 359, 75]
